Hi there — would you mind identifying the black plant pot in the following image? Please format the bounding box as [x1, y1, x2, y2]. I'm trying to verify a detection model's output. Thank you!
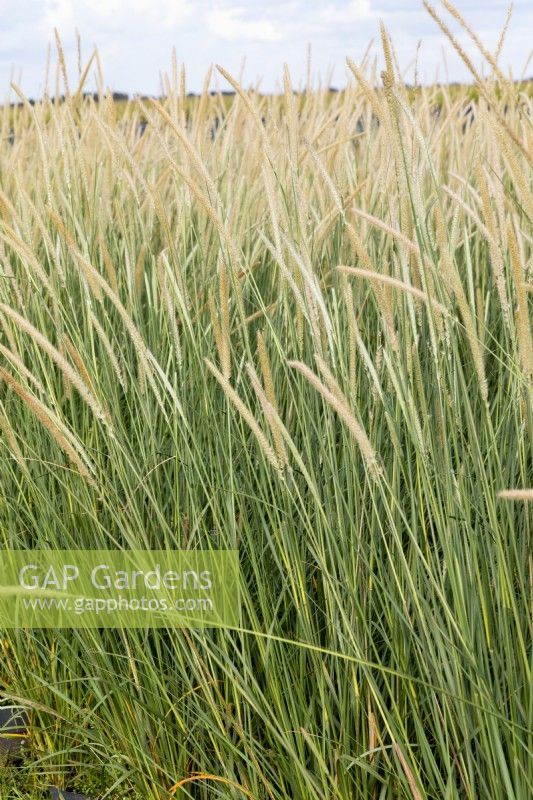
[50, 788, 92, 800]
[0, 705, 29, 764]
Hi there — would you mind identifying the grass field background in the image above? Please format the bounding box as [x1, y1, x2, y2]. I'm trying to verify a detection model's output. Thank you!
[0, 6, 531, 799]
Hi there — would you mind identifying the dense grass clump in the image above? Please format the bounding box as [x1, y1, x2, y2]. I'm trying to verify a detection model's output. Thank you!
[0, 8, 531, 800]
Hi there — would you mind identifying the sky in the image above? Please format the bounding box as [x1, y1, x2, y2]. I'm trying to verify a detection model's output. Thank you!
[0, 1, 532, 99]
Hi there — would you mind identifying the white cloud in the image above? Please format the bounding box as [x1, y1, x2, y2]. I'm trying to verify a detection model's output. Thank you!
[42, 0, 191, 32]
[206, 6, 282, 42]
[319, 1, 373, 23]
